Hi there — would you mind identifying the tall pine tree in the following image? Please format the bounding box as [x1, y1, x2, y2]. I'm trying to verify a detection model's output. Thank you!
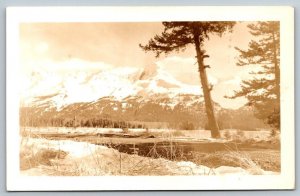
[230, 22, 280, 129]
[140, 22, 235, 138]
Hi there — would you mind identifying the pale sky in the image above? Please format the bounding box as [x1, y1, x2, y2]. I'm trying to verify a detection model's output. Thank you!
[20, 22, 259, 109]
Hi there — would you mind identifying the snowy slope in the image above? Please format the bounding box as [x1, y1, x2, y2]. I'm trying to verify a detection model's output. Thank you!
[21, 63, 203, 109]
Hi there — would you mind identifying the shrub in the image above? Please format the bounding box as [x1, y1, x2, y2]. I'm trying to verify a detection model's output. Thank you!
[180, 121, 195, 130]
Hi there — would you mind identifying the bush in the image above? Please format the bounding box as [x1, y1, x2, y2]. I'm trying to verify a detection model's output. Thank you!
[180, 121, 195, 130]
[266, 108, 280, 129]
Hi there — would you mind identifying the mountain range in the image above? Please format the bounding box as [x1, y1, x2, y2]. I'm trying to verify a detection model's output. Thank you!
[19, 63, 267, 130]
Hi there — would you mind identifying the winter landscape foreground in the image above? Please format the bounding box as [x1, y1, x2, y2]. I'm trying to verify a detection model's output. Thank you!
[20, 127, 280, 176]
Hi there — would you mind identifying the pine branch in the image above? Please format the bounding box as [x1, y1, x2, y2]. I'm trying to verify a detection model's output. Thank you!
[140, 21, 235, 57]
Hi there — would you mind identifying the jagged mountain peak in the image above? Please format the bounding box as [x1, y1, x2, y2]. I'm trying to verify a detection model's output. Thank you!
[22, 63, 203, 110]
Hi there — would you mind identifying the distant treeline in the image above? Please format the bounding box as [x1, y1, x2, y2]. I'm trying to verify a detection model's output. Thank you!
[20, 116, 146, 129]
[19, 106, 269, 131]
[19, 115, 268, 131]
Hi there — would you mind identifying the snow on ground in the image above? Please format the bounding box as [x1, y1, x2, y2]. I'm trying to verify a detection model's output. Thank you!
[22, 127, 124, 134]
[21, 137, 108, 158]
[20, 137, 279, 176]
[181, 129, 272, 141]
[22, 127, 272, 141]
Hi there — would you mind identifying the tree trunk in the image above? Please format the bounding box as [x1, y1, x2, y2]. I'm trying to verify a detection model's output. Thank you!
[194, 35, 220, 138]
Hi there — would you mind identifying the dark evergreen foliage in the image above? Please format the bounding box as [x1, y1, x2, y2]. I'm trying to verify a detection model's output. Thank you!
[229, 22, 280, 129]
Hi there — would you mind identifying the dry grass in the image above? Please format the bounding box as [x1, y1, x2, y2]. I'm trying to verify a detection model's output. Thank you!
[220, 129, 280, 147]
[224, 150, 263, 175]
[20, 127, 279, 176]
[20, 136, 209, 176]
[20, 136, 68, 171]
[189, 142, 267, 175]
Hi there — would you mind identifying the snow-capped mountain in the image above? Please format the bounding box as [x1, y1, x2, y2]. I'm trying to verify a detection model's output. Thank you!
[21, 63, 204, 110]
[19, 63, 267, 130]
[19, 63, 216, 128]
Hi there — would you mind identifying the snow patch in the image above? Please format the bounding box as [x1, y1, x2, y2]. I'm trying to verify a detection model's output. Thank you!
[22, 137, 108, 158]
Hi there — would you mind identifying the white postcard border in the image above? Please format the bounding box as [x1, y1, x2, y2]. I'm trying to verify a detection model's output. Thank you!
[6, 6, 295, 191]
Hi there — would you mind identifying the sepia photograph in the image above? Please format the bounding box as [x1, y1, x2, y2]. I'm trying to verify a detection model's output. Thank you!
[6, 6, 294, 190]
